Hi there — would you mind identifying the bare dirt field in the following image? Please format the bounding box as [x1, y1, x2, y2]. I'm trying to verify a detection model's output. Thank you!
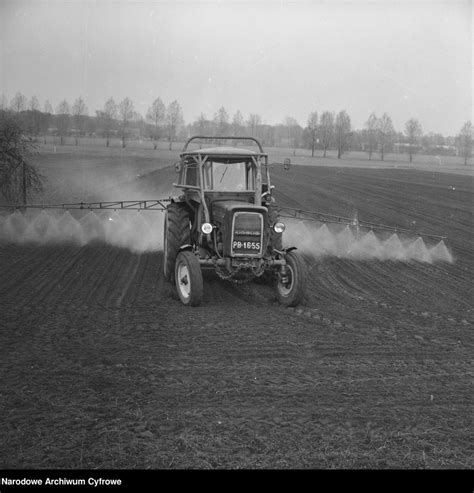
[0, 145, 472, 469]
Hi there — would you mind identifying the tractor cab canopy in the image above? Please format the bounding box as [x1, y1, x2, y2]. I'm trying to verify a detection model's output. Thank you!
[180, 147, 263, 192]
[176, 140, 270, 196]
[174, 136, 273, 216]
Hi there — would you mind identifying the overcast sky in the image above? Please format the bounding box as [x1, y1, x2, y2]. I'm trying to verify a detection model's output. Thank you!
[0, 0, 472, 135]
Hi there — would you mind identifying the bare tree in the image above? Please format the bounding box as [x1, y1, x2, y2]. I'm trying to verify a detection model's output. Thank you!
[41, 100, 53, 142]
[284, 117, 300, 155]
[247, 114, 262, 139]
[166, 100, 184, 150]
[307, 111, 318, 157]
[28, 111, 42, 138]
[84, 114, 97, 137]
[146, 97, 165, 149]
[213, 106, 229, 137]
[133, 111, 145, 139]
[365, 112, 378, 160]
[457, 121, 472, 165]
[72, 97, 88, 145]
[377, 113, 395, 161]
[97, 98, 117, 147]
[192, 113, 212, 139]
[404, 118, 423, 163]
[231, 110, 244, 136]
[22, 96, 42, 137]
[319, 111, 335, 157]
[118, 97, 134, 148]
[29, 96, 40, 112]
[335, 110, 352, 159]
[260, 124, 275, 147]
[0, 112, 43, 204]
[10, 92, 27, 113]
[43, 100, 53, 115]
[56, 100, 71, 145]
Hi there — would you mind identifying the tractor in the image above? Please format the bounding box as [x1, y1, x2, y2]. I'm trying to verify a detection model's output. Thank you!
[163, 135, 306, 307]
[0, 139, 451, 304]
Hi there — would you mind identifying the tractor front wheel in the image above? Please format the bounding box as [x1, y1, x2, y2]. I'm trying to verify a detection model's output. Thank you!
[275, 251, 306, 307]
[175, 250, 203, 306]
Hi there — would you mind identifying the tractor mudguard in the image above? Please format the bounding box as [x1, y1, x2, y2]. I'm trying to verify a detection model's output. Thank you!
[179, 244, 193, 252]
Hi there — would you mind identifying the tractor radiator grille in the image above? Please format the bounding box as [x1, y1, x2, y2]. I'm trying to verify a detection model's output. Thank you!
[231, 212, 263, 257]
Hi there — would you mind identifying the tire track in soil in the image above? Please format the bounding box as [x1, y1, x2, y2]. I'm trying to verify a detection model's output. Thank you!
[0, 245, 157, 359]
[0, 244, 81, 306]
[49, 246, 133, 309]
[27, 247, 97, 308]
[304, 254, 471, 312]
[111, 252, 142, 343]
[108, 250, 143, 310]
[0, 246, 472, 468]
[357, 259, 472, 314]
[0, 244, 46, 283]
[121, 299, 470, 468]
[118, 252, 164, 308]
[32, 244, 121, 309]
[288, 252, 474, 335]
[0, 245, 89, 359]
[76, 247, 128, 309]
[0, 245, 118, 361]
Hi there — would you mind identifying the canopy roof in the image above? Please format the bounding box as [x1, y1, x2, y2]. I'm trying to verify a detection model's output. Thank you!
[181, 146, 265, 157]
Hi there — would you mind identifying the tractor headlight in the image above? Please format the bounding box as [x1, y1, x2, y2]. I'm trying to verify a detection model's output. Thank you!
[201, 222, 213, 234]
[273, 222, 285, 233]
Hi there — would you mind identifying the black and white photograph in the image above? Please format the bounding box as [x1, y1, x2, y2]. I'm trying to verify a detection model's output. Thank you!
[0, 0, 472, 477]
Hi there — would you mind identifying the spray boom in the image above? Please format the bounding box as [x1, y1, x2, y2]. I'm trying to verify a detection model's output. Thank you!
[0, 199, 171, 212]
[277, 206, 447, 241]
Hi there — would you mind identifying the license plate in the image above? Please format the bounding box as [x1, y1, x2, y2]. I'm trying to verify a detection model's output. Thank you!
[232, 240, 261, 253]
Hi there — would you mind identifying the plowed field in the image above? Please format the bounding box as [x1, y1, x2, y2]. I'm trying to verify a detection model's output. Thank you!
[0, 151, 472, 469]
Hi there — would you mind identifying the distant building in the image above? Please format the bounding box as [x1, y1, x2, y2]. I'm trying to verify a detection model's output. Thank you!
[425, 144, 457, 156]
[394, 143, 423, 154]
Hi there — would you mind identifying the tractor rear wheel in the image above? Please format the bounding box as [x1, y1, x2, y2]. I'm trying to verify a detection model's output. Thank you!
[175, 251, 203, 306]
[163, 203, 191, 282]
[275, 251, 306, 307]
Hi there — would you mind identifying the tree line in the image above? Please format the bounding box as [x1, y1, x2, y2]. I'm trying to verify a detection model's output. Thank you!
[0, 92, 184, 151]
[1, 91, 472, 165]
